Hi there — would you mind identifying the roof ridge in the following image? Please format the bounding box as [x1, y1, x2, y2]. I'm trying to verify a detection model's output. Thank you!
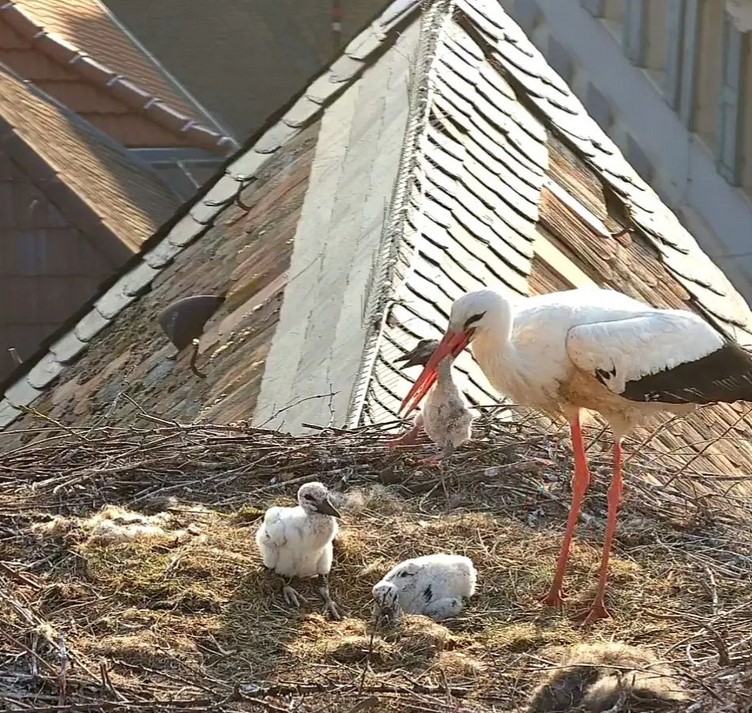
[0, 0, 235, 155]
[0, 59, 173, 169]
[94, 0, 234, 140]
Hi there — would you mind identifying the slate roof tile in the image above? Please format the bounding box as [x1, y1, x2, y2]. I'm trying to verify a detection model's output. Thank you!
[4, 377, 42, 407]
[25, 353, 64, 389]
[74, 309, 111, 343]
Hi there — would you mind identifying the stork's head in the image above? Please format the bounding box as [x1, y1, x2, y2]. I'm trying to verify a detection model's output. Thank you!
[297, 482, 341, 518]
[400, 290, 511, 415]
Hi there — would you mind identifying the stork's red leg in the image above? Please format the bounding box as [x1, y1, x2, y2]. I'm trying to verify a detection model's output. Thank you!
[541, 413, 592, 608]
[577, 439, 623, 625]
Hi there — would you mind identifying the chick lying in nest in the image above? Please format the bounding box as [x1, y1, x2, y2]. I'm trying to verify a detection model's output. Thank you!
[33, 506, 190, 546]
[372, 553, 477, 624]
[526, 642, 688, 712]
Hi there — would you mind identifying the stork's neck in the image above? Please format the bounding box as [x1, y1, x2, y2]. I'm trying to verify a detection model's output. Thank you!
[468, 300, 517, 387]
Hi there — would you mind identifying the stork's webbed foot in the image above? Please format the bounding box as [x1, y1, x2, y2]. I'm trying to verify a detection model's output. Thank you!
[540, 584, 566, 609]
[574, 599, 611, 627]
[317, 575, 341, 620]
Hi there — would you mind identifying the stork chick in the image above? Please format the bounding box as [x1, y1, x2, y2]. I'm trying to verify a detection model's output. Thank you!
[372, 553, 476, 623]
[388, 339, 473, 465]
[255, 482, 341, 619]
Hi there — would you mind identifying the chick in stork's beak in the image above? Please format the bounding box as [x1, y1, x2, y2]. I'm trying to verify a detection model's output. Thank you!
[389, 338, 473, 465]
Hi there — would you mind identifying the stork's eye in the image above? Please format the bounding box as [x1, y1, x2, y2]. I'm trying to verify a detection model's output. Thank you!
[304, 494, 315, 501]
[399, 571, 409, 578]
[463, 312, 485, 330]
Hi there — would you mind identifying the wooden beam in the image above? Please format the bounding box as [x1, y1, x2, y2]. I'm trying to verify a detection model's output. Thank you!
[580, 0, 605, 17]
[665, 0, 685, 110]
[678, 0, 701, 128]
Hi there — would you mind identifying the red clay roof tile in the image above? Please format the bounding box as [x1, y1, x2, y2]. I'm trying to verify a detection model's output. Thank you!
[0, 65, 179, 253]
[0, 0, 234, 153]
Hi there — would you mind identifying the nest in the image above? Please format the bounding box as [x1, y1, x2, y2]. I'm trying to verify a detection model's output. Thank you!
[0, 411, 751, 712]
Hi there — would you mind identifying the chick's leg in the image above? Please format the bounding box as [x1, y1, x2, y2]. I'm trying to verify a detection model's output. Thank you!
[282, 578, 306, 608]
[317, 574, 341, 620]
[420, 442, 454, 467]
[387, 415, 423, 449]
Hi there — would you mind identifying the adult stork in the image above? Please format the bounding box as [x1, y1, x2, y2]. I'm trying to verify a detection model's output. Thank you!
[399, 287, 752, 624]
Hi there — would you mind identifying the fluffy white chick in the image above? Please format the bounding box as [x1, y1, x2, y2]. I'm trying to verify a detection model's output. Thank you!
[256, 482, 341, 619]
[372, 553, 476, 623]
[388, 339, 473, 465]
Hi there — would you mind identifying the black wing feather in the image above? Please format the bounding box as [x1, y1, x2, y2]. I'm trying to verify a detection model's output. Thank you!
[622, 341, 752, 404]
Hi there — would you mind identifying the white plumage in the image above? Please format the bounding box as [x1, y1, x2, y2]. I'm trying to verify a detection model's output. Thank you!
[389, 338, 473, 464]
[372, 553, 477, 623]
[431, 287, 744, 435]
[401, 286, 752, 624]
[255, 481, 341, 619]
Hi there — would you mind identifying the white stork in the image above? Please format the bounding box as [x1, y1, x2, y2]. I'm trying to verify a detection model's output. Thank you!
[388, 338, 473, 464]
[400, 287, 752, 624]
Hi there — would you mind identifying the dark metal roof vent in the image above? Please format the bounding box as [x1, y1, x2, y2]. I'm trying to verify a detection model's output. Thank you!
[159, 295, 225, 351]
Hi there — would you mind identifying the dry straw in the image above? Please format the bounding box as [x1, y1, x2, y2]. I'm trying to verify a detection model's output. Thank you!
[0, 408, 750, 711]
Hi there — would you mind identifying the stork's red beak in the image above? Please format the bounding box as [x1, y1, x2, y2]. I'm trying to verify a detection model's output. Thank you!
[399, 330, 472, 415]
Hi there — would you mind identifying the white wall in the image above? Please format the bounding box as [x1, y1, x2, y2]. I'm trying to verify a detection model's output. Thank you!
[500, 0, 752, 305]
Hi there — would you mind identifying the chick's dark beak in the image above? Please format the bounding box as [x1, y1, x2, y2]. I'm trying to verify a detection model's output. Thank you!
[316, 497, 341, 518]
[395, 351, 424, 369]
[395, 344, 432, 369]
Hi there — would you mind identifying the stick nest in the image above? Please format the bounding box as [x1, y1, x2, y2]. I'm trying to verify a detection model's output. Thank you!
[0, 412, 751, 712]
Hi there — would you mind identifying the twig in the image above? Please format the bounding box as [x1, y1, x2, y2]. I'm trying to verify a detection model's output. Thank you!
[703, 565, 720, 617]
[57, 634, 69, 704]
[255, 389, 339, 428]
[358, 618, 379, 695]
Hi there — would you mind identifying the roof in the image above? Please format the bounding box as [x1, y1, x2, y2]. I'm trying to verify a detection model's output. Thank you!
[0, 0, 234, 153]
[100, 0, 399, 139]
[0, 63, 180, 254]
[3, 0, 752, 485]
[0, 0, 418, 434]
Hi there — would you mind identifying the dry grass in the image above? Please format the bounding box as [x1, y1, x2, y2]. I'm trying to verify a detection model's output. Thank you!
[0, 412, 750, 711]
